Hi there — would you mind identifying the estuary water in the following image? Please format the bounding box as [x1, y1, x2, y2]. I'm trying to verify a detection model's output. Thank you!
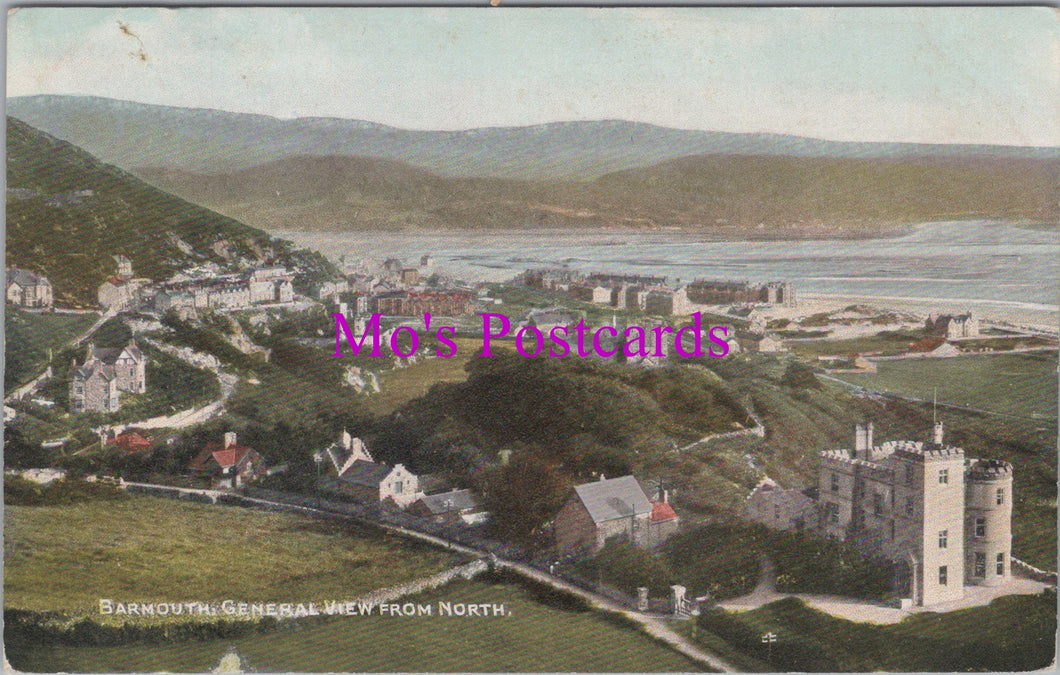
[278, 221, 1059, 311]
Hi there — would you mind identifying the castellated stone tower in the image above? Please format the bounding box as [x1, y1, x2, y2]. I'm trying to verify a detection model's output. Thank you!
[965, 458, 1014, 587]
[816, 421, 1013, 607]
[890, 436, 967, 606]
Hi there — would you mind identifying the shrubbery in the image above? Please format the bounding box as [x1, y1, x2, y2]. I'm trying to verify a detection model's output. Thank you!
[3, 608, 282, 648]
[664, 521, 894, 602]
[3, 475, 128, 506]
[572, 539, 674, 596]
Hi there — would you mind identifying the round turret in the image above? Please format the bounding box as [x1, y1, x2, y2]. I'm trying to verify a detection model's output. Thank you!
[965, 459, 1013, 587]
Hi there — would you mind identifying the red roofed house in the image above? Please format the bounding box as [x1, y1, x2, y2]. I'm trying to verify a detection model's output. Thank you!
[108, 430, 153, 452]
[98, 276, 136, 311]
[189, 432, 267, 489]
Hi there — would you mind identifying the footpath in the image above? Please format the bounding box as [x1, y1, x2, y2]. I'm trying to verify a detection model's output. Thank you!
[717, 558, 1052, 625]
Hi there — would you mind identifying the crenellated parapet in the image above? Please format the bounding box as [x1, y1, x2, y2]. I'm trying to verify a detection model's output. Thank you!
[967, 458, 1014, 481]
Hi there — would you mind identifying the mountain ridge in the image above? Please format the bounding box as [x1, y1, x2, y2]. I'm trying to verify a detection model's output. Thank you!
[9, 95, 1057, 182]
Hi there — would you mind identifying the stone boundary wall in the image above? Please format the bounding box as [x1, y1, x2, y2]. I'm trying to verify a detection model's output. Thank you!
[352, 559, 489, 608]
[5, 366, 53, 403]
[1011, 557, 1058, 585]
[680, 407, 765, 451]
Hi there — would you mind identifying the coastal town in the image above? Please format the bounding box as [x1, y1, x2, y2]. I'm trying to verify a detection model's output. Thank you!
[4, 7, 1058, 673]
[7, 245, 1055, 626]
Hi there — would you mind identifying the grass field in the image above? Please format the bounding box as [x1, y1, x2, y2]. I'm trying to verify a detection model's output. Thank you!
[3, 495, 462, 619]
[362, 337, 480, 416]
[785, 332, 920, 359]
[832, 351, 1058, 420]
[5, 578, 707, 673]
[689, 593, 1055, 672]
[4, 308, 99, 392]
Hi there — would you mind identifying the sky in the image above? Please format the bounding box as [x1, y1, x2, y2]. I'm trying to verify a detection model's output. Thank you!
[6, 7, 1058, 146]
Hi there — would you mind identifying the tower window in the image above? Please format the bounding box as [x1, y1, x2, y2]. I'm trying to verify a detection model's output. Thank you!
[996, 488, 1004, 505]
[997, 553, 1005, 576]
[905, 498, 914, 516]
[873, 493, 883, 516]
[826, 502, 839, 524]
[938, 530, 948, 548]
[938, 566, 948, 585]
[975, 517, 986, 538]
[974, 552, 986, 577]
[938, 469, 948, 485]
[830, 473, 839, 492]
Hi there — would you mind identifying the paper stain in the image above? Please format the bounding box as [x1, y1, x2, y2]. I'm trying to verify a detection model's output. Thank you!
[118, 20, 149, 63]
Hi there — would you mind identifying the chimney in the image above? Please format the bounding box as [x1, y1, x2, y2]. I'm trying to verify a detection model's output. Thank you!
[341, 428, 352, 450]
[223, 431, 237, 448]
[662, 488, 670, 504]
[599, 473, 606, 481]
[933, 421, 944, 446]
[854, 422, 874, 458]
[86, 342, 94, 360]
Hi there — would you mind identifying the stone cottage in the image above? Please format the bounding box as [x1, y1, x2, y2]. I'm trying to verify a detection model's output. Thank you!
[327, 460, 420, 508]
[553, 475, 680, 555]
[6, 268, 53, 308]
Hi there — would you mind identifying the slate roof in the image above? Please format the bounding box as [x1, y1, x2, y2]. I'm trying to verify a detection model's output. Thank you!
[573, 476, 652, 524]
[72, 359, 115, 381]
[91, 340, 143, 365]
[339, 460, 393, 487]
[7, 269, 48, 288]
[418, 473, 455, 495]
[416, 489, 478, 514]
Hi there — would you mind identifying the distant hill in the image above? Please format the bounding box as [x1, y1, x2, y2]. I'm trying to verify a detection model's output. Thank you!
[136, 152, 1059, 234]
[5, 117, 333, 306]
[9, 95, 1058, 181]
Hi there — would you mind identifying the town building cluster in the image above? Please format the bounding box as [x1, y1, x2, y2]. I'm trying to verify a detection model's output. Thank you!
[526, 268, 795, 317]
[315, 431, 484, 523]
[151, 266, 295, 315]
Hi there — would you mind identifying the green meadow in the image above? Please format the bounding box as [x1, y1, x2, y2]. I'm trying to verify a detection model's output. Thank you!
[3, 495, 462, 619]
[5, 579, 707, 673]
[686, 593, 1055, 672]
[832, 351, 1058, 420]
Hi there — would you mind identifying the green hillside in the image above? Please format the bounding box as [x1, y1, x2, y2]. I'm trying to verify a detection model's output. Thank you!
[137, 152, 1059, 235]
[5, 117, 333, 306]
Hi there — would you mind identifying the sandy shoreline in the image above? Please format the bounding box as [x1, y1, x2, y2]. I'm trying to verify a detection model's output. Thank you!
[786, 293, 1059, 334]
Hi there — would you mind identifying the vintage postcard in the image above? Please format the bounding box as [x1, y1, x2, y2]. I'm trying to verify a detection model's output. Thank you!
[4, 6, 1057, 673]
